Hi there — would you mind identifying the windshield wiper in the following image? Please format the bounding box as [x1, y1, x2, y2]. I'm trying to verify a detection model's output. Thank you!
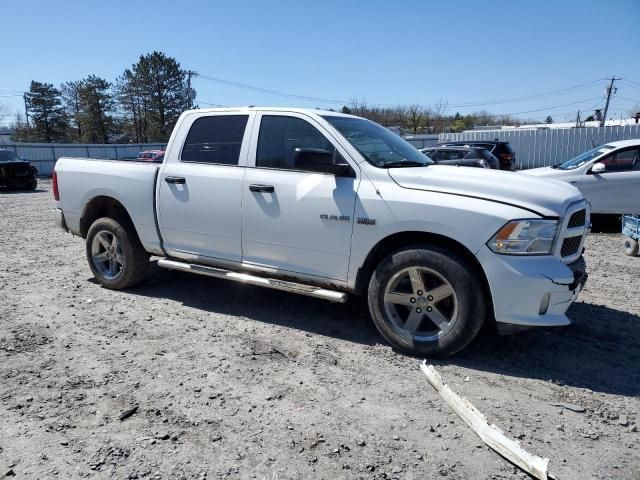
[382, 160, 428, 168]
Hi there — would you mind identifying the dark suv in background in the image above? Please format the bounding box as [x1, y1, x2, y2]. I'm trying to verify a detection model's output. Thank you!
[420, 146, 500, 169]
[0, 149, 38, 191]
[438, 140, 516, 170]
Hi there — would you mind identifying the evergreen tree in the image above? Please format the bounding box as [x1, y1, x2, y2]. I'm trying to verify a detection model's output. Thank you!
[78, 75, 114, 143]
[116, 69, 145, 142]
[61, 81, 83, 141]
[117, 51, 193, 142]
[24, 81, 68, 142]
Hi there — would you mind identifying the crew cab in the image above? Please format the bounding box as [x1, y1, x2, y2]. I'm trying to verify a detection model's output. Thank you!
[54, 108, 589, 356]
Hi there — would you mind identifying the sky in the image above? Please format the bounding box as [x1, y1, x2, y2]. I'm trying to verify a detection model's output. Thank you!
[1, 0, 640, 126]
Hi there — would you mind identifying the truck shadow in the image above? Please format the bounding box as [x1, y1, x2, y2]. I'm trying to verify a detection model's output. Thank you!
[125, 263, 379, 347]
[123, 264, 640, 397]
[445, 302, 640, 397]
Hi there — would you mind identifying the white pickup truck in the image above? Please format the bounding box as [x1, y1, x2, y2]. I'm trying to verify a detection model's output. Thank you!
[54, 107, 589, 356]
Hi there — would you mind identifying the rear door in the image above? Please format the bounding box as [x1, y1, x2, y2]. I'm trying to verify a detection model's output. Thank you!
[241, 112, 359, 280]
[579, 147, 640, 214]
[157, 112, 254, 262]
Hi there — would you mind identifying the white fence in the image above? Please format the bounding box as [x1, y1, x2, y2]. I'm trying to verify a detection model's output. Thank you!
[439, 125, 640, 169]
[5, 125, 640, 175]
[0, 142, 167, 176]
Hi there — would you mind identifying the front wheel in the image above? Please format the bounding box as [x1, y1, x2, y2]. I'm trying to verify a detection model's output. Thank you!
[86, 217, 149, 289]
[624, 237, 639, 257]
[368, 246, 486, 357]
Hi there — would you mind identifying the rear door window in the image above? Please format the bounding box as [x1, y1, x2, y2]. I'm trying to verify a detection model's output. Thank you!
[181, 115, 249, 165]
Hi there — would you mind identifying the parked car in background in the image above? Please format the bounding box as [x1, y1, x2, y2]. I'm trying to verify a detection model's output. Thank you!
[438, 140, 516, 170]
[523, 139, 640, 214]
[137, 150, 165, 162]
[420, 146, 500, 169]
[0, 149, 38, 191]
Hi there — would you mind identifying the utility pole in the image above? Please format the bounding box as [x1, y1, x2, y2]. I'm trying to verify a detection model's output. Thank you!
[575, 110, 581, 127]
[186, 70, 197, 109]
[23, 93, 31, 141]
[601, 76, 620, 127]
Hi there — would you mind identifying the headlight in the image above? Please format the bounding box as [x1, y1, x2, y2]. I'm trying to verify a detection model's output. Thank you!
[488, 219, 558, 255]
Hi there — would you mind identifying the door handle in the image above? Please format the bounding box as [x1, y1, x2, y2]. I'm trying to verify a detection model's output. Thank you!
[165, 176, 186, 184]
[249, 184, 275, 193]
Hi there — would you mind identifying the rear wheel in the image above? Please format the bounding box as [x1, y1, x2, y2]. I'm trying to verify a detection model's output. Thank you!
[28, 177, 37, 190]
[368, 245, 486, 357]
[86, 217, 149, 289]
[623, 237, 639, 257]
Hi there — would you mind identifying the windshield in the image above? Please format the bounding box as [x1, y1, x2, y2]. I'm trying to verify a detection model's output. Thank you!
[0, 150, 20, 162]
[322, 116, 433, 167]
[557, 145, 614, 170]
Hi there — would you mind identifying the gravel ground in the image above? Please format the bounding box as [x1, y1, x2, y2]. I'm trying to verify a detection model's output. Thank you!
[1, 180, 638, 479]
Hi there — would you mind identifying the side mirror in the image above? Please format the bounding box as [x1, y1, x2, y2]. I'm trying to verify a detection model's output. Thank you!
[293, 148, 354, 177]
[590, 162, 606, 174]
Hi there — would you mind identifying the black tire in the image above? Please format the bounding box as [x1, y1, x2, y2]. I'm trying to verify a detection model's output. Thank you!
[367, 245, 486, 357]
[85, 217, 149, 289]
[28, 177, 37, 190]
[624, 237, 639, 257]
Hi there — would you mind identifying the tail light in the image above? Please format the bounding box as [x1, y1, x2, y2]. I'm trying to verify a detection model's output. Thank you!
[53, 170, 60, 201]
[499, 153, 513, 160]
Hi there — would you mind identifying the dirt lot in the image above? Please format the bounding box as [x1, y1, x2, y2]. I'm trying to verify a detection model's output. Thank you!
[1, 180, 638, 479]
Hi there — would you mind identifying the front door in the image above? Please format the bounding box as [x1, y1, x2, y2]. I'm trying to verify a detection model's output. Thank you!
[157, 113, 253, 262]
[580, 147, 640, 214]
[241, 113, 359, 281]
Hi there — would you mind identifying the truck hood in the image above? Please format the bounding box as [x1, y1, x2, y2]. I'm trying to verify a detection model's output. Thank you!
[387, 165, 583, 217]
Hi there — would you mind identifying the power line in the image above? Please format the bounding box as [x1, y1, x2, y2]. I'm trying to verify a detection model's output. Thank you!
[445, 79, 605, 108]
[616, 96, 640, 105]
[195, 73, 349, 105]
[462, 97, 602, 119]
[621, 78, 640, 89]
[194, 71, 607, 110]
[195, 99, 228, 107]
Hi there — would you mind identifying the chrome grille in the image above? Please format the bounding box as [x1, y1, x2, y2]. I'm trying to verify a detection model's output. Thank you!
[555, 202, 589, 263]
[561, 236, 581, 257]
[568, 209, 586, 228]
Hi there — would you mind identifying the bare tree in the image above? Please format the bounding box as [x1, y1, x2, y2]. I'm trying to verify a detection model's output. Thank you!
[431, 98, 448, 133]
[349, 98, 369, 117]
[406, 104, 425, 134]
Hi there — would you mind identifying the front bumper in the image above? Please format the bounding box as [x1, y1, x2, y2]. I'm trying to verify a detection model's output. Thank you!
[54, 208, 68, 232]
[477, 245, 587, 328]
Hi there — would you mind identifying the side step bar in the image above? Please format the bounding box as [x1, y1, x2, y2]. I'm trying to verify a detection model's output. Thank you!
[157, 259, 348, 303]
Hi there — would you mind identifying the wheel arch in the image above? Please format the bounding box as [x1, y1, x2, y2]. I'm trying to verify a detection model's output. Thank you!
[354, 231, 492, 310]
[80, 195, 140, 241]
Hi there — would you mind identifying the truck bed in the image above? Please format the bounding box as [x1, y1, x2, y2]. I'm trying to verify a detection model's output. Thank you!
[54, 157, 163, 254]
